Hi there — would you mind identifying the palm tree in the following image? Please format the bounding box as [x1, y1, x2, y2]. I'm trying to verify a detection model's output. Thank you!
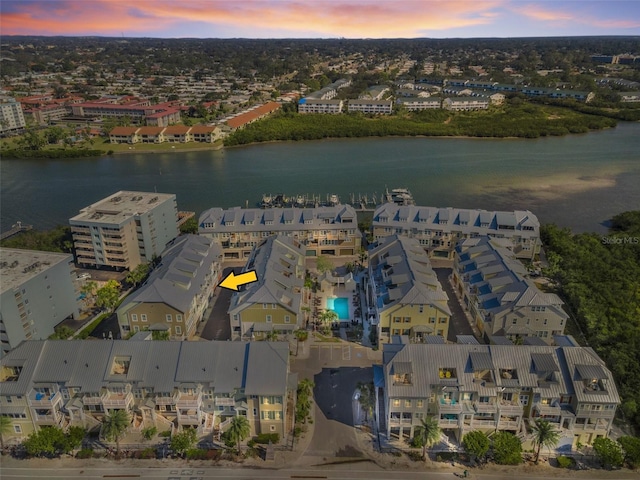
[227, 415, 250, 452]
[415, 416, 441, 460]
[0, 415, 13, 450]
[102, 409, 130, 457]
[294, 329, 308, 356]
[530, 419, 560, 464]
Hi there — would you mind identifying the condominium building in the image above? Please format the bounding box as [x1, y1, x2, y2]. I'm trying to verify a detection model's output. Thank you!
[367, 236, 451, 344]
[228, 235, 308, 339]
[452, 237, 567, 344]
[297, 98, 344, 114]
[396, 97, 441, 111]
[199, 205, 361, 259]
[0, 339, 293, 445]
[0, 98, 26, 136]
[0, 249, 79, 358]
[117, 235, 223, 339]
[381, 340, 620, 449]
[70, 191, 179, 270]
[372, 203, 540, 261]
[347, 99, 393, 114]
[443, 97, 490, 111]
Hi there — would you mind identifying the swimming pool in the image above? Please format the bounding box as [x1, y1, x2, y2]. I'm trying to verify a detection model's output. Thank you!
[327, 297, 349, 320]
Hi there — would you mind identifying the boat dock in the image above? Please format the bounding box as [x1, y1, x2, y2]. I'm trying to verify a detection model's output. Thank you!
[257, 188, 414, 211]
[0, 221, 34, 241]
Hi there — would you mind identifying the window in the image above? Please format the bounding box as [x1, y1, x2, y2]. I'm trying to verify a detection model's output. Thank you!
[253, 408, 257, 416]
[403, 317, 411, 323]
[14, 425, 21, 433]
[131, 314, 138, 322]
[392, 399, 400, 407]
[176, 314, 182, 322]
[284, 315, 290, 323]
[263, 304, 268, 309]
[519, 395, 529, 406]
[272, 303, 277, 309]
[266, 315, 272, 323]
[133, 326, 139, 333]
[439, 317, 447, 324]
[141, 314, 147, 322]
[175, 326, 182, 335]
[393, 317, 401, 323]
[166, 314, 172, 322]
[405, 399, 411, 408]
[429, 317, 436, 324]
[417, 400, 424, 408]
[392, 329, 400, 335]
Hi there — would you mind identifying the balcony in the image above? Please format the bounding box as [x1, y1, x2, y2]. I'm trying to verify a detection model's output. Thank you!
[499, 400, 523, 415]
[177, 411, 201, 424]
[28, 390, 62, 408]
[176, 391, 202, 408]
[472, 419, 496, 426]
[82, 394, 103, 406]
[474, 402, 497, 414]
[533, 402, 561, 416]
[155, 395, 175, 406]
[214, 397, 236, 407]
[438, 398, 463, 414]
[32, 410, 63, 425]
[438, 417, 460, 427]
[102, 391, 134, 409]
[498, 419, 520, 429]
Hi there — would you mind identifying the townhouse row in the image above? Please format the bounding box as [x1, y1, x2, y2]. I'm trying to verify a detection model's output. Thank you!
[297, 96, 494, 114]
[381, 339, 620, 449]
[0, 339, 293, 445]
[109, 125, 221, 144]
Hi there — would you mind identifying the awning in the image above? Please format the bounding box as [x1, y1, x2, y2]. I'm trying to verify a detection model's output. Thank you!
[576, 364, 607, 380]
[393, 362, 413, 374]
[531, 353, 559, 372]
[373, 365, 385, 388]
[470, 351, 495, 371]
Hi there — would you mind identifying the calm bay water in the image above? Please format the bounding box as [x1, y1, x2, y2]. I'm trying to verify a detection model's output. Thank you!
[1, 122, 639, 234]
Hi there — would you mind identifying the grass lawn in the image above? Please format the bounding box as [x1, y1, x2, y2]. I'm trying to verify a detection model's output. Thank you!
[314, 333, 341, 343]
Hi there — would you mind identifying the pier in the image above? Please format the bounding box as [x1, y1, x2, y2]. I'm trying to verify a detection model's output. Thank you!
[0, 221, 34, 241]
[258, 188, 413, 211]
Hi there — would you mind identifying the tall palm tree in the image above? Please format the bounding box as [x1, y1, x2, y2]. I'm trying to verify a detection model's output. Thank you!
[102, 409, 130, 457]
[0, 415, 13, 450]
[530, 419, 560, 463]
[227, 415, 250, 452]
[416, 416, 441, 460]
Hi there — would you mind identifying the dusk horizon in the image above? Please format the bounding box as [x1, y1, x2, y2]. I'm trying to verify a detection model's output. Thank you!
[2, 0, 639, 39]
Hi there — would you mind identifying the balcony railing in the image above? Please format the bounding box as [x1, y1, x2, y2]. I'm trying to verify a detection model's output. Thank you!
[154, 395, 175, 406]
[28, 390, 62, 408]
[177, 413, 200, 424]
[438, 399, 463, 413]
[82, 395, 103, 406]
[498, 420, 520, 429]
[176, 392, 202, 408]
[214, 397, 235, 407]
[438, 418, 460, 426]
[498, 402, 523, 414]
[102, 392, 134, 408]
[33, 412, 61, 424]
[474, 402, 497, 414]
[472, 419, 496, 426]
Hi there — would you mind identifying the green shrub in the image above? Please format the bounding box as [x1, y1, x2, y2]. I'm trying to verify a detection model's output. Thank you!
[247, 439, 256, 448]
[136, 447, 156, 459]
[76, 448, 94, 459]
[254, 432, 279, 444]
[407, 451, 423, 461]
[556, 455, 575, 468]
[186, 448, 208, 460]
[159, 430, 171, 438]
[409, 435, 424, 448]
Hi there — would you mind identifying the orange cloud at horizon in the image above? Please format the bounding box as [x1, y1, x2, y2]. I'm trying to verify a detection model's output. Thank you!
[1, 0, 506, 37]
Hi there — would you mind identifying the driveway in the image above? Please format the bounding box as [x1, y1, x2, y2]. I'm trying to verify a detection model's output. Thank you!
[290, 338, 376, 464]
[434, 268, 476, 343]
[199, 267, 238, 341]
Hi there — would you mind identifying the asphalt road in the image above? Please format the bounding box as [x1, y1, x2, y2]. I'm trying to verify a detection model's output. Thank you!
[2, 464, 638, 480]
[434, 268, 476, 343]
[199, 267, 238, 341]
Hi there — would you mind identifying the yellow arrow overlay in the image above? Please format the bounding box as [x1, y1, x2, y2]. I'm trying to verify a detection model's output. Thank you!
[219, 270, 258, 291]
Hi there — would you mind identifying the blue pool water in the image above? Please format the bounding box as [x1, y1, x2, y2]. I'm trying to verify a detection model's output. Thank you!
[327, 297, 349, 320]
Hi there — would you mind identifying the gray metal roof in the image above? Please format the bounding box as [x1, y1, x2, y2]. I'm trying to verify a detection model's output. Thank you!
[369, 235, 450, 316]
[470, 351, 495, 370]
[575, 364, 608, 380]
[118, 235, 221, 315]
[1, 339, 290, 398]
[531, 352, 560, 372]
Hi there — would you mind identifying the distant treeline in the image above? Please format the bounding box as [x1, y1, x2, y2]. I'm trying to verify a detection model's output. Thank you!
[541, 211, 640, 435]
[224, 102, 616, 146]
[1, 148, 105, 159]
[0, 225, 73, 253]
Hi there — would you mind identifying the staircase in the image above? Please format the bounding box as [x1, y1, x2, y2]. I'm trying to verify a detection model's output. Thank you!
[377, 389, 386, 434]
[199, 412, 215, 435]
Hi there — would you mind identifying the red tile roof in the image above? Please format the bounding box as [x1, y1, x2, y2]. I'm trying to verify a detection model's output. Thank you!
[189, 125, 217, 134]
[109, 127, 139, 136]
[163, 125, 190, 134]
[226, 102, 281, 129]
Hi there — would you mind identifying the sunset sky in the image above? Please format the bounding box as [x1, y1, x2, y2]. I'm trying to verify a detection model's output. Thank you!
[1, 0, 638, 38]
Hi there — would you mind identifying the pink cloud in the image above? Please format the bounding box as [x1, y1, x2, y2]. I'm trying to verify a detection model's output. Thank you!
[2, 0, 507, 37]
[517, 3, 640, 29]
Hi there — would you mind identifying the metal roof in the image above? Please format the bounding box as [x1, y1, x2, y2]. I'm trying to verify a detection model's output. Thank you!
[575, 364, 608, 380]
[470, 351, 495, 370]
